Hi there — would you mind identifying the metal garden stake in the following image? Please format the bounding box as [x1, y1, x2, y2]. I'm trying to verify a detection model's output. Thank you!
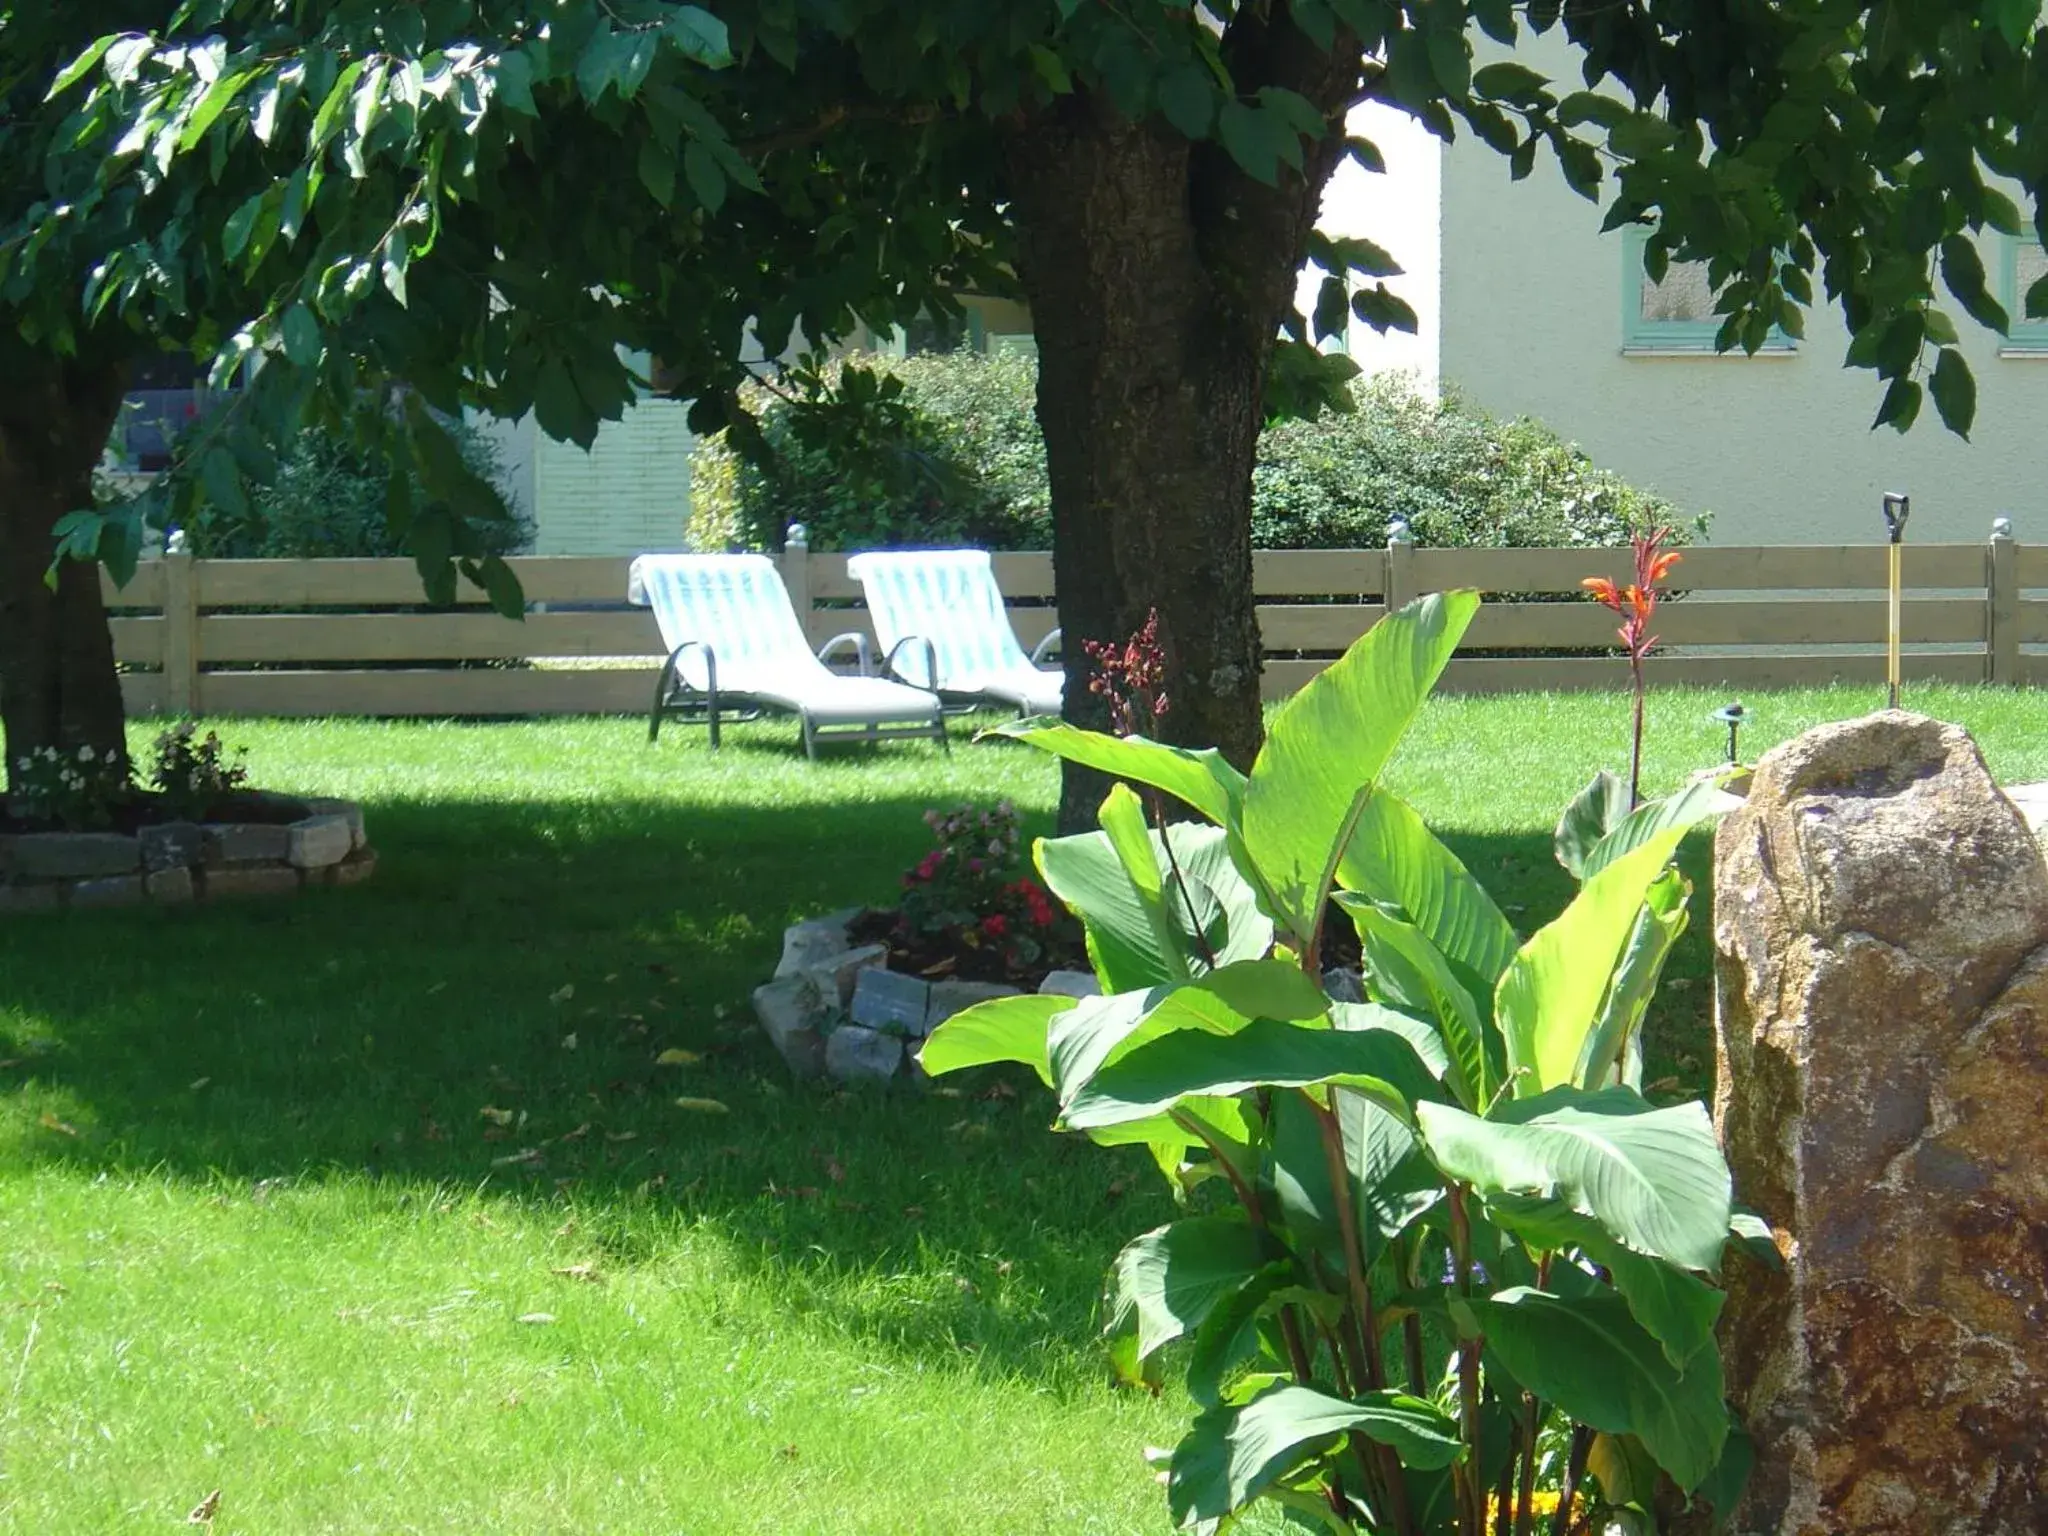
[1882, 492, 1910, 709]
[1713, 701, 1747, 765]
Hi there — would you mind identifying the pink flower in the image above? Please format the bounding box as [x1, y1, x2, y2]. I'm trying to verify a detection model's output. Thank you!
[980, 914, 1009, 939]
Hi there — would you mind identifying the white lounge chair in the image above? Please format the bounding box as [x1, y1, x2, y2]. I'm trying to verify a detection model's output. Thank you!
[845, 549, 1063, 717]
[629, 554, 947, 758]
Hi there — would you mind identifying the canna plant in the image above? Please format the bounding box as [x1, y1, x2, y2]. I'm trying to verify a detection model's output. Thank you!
[1584, 531, 1681, 808]
[920, 593, 1752, 1535]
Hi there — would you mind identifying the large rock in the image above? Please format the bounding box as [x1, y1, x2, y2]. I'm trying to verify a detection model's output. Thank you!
[1713, 711, 2048, 1534]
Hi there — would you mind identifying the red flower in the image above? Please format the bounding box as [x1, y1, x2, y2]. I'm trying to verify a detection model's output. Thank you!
[980, 913, 1009, 939]
[914, 850, 942, 881]
[1584, 530, 1678, 659]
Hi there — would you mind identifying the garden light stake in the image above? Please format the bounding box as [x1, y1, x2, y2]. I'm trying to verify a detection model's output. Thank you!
[1882, 492, 1910, 709]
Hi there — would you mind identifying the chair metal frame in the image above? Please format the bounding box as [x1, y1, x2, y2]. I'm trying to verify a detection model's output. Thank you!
[649, 631, 948, 759]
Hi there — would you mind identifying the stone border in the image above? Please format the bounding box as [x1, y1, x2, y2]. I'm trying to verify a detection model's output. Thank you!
[749, 911, 1374, 1086]
[751, 909, 1103, 1085]
[0, 796, 375, 913]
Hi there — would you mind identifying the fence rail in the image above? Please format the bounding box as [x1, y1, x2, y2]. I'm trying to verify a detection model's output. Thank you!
[103, 526, 2040, 719]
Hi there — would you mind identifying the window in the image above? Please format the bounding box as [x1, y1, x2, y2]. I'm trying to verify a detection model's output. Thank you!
[117, 352, 220, 473]
[880, 309, 984, 356]
[1620, 225, 1795, 355]
[1999, 235, 2048, 354]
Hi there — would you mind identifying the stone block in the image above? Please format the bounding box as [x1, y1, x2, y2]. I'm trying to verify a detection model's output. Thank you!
[751, 975, 831, 1080]
[810, 942, 887, 1007]
[775, 913, 855, 978]
[287, 814, 354, 870]
[1037, 969, 1101, 999]
[139, 821, 204, 872]
[0, 882, 61, 914]
[205, 823, 290, 865]
[304, 797, 368, 851]
[850, 966, 930, 1035]
[4, 832, 140, 880]
[824, 1024, 903, 1084]
[923, 979, 1024, 1036]
[326, 849, 379, 887]
[145, 867, 195, 905]
[1714, 711, 2048, 1536]
[201, 865, 302, 901]
[70, 875, 144, 909]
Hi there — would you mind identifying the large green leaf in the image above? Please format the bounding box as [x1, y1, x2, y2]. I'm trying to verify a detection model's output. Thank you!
[1337, 787, 1519, 983]
[1580, 776, 1740, 879]
[1037, 822, 1270, 993]
[1045, 988, 1173, 1105]
[1461, 1287, 1728, 1493]
[1170, 1384, 1463, 1524]
[996, 719, 1244, 826]
[1242, 592, 1479, 946]
[1555, 770, 1631, 880]
[1495, 826, 1690, 1098]
[1107, 1214, 1266, 1360]
[1065, 1014, 1444, 1131]
[1416, 1087, 1732, 1272]
[1339, 897, 1491, 1109]
[1044, 962, 1329, 1111]
[916, 994, 1071, 1085]
[1097, 782, 1194, 986]
[1485, 1196, 1724, 1368]
[1574, 868, 1688, 1091]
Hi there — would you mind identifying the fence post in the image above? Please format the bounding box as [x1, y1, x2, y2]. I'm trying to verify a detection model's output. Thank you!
[1384, 519, 1414, 615]
[781, 522, 813, 641]
[1987, 516, 2019, 686]
[162, 542, 199, 715]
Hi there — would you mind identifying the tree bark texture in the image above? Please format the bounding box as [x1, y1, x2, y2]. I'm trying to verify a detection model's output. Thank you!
[1004, 18, 1359, 831]
[0, 354, 131, 792]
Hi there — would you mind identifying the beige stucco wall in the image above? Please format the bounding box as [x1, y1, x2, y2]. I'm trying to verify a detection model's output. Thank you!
[1438, 41, 2048, 547]
[1309, 102, 1443, 382]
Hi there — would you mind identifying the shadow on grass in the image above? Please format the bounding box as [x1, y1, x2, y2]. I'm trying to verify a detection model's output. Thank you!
[0, 791, 1717, 1380]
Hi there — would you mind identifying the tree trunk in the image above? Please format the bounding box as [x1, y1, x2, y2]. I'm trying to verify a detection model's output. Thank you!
[0, 355, 131, 795]
[1005, 32, 1355, 832]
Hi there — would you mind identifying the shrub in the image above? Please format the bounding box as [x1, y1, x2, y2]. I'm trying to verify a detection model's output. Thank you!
[148, 722, 250, 819]
[182, 416, 528, 560]
[1252, 373, 1700, 550]
[921, 595, 1755, 1536]
[687, 352, 1047, 554]
[688, 353, 1699, 553]
[9, 744, 131, 830]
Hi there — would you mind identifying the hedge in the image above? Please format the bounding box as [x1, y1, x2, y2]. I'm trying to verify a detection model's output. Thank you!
[686, 351, 1701, 555]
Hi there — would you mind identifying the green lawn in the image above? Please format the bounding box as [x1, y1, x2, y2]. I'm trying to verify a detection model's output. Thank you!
[3, 684, 2045, 1534]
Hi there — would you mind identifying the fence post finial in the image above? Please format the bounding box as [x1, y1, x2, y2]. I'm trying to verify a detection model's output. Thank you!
[785, 522, 809, 551]
[1988, 514, 2020, 687]
[1384, 519, 1415, 613]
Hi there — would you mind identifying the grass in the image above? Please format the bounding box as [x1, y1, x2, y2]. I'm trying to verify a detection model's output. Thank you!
[3, 683, 2046, 1533]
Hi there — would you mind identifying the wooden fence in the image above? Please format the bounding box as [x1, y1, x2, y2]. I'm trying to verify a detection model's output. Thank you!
[101, 527, 2044, 718]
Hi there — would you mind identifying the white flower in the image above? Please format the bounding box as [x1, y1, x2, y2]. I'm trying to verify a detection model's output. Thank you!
[77, 746, 95, 763]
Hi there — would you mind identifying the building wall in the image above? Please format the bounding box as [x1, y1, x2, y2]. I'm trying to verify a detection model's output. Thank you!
[1315, 102, 1443, 385]
[497, 392, 696, 557]
[1438, 38, 2048, 547]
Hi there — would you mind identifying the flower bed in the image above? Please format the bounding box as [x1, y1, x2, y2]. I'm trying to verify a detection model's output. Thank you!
[0, 726, 375, 911]
[750, 801, 1093, 1085]
[0, 791, 375, 912]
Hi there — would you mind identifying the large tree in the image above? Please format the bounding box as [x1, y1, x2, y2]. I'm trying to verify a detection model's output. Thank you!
[10, 1, 2048, 823]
